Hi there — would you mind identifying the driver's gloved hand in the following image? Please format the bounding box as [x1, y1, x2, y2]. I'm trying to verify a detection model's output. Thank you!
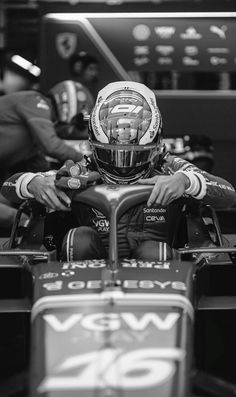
[55, 159, 101, 191]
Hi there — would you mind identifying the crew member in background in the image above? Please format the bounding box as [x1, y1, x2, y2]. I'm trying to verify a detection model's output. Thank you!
[2, 81, 236, 259]
[0, 53, 42, 233]
[0, 53, 40, 95]
[0, 79, 92, 234]
[69, 51, 100, 99]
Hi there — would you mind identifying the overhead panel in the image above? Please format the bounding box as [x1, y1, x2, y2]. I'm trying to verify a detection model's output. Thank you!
[40, 12, 236, 91]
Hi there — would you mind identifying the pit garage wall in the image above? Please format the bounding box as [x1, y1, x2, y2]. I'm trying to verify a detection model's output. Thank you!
[39, 12, 236, 189]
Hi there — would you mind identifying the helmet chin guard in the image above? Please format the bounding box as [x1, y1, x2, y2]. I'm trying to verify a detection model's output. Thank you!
[89, 81, 163, 184]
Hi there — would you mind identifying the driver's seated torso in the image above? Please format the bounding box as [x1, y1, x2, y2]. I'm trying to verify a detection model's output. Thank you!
[72, 199, 186, 258]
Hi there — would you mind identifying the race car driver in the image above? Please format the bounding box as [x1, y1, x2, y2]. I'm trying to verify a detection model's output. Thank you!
[69, 51, 100, 98]
[2, 81, 236, 260]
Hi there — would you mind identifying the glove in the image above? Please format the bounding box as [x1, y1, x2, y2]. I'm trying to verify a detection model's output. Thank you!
[55, 159, 101, 191]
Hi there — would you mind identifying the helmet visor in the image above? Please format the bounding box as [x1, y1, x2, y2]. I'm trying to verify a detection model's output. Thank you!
[92, 142, 157, 169]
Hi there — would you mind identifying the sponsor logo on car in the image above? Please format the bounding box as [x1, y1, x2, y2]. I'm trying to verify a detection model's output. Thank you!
[38, 347, 183, 392]
[43, 312, 180, 332]
[42, 279, 186, 291]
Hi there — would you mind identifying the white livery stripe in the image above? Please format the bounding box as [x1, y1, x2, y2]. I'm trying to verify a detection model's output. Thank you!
[32, 293, 194, 321]
[66, 228, 77, 261]
[66, 80, 77, 121]
[159, 242, 162, 261]
[163, 242, 167, 261]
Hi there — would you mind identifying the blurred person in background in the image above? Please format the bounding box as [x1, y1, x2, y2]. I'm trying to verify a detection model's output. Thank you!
[0, 79, 92, 235]
[0, 53, 42, 236]
[50, 78, 94, 140]
[69, 51, 100, 99]
[0, 53, 40, 95]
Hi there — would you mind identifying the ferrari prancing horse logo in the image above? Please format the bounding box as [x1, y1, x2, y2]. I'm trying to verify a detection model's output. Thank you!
[56, 32, 77, 59]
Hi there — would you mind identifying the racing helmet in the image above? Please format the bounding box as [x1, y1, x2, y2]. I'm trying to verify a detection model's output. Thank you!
[49, 80, 93, 124]
[88, 81, 163, 184]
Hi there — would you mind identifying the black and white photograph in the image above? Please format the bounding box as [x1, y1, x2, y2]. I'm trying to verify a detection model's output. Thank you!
[1, 1, 236, 396]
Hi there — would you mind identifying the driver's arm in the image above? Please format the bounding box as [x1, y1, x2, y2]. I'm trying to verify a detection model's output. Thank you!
[1, 160, 101, 211]
[139, 152, 236, 208]
[166, 153, 236, 208]
[1, 170, 70, 211]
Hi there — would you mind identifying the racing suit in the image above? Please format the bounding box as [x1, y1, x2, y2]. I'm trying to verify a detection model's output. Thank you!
[0, 90, 83, 186]
[1, 152, 236, 260]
